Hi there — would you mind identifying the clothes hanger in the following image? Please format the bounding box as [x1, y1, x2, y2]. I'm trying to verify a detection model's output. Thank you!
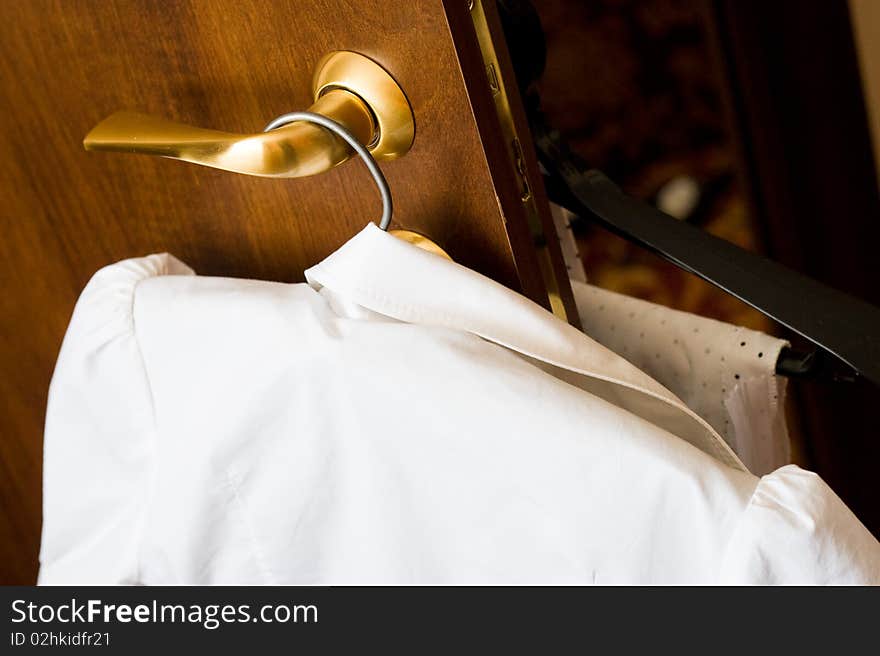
[263, 110, 451, 260]
[498, 0, 880, 387]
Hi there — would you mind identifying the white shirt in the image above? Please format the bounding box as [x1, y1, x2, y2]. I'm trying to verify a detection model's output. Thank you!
[39, 224, 880, 584]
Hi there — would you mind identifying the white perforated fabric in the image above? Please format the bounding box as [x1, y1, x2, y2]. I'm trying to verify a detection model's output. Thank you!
[551, 204, 791, 475]
[571, 281, 789, 474]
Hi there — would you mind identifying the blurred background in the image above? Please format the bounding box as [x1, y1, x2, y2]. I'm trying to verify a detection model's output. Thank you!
[537, 0, 766, 328]
[531, 0, 880, 536]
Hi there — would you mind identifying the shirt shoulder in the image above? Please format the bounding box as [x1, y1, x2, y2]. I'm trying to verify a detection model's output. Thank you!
[39, 253, 194, 584]
[719, 464, 880, 583]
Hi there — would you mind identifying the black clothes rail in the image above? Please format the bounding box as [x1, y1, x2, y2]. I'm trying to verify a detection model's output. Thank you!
[533, 117, 880, 385]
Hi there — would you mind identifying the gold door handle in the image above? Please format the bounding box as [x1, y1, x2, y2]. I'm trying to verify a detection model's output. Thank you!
[83, 51, 414, 178]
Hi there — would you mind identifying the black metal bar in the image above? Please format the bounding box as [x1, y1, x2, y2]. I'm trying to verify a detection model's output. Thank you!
[533, 119, 880, 386]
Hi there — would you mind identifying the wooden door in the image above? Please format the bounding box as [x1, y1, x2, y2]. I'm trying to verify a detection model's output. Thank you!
[0, 0, 575, 583]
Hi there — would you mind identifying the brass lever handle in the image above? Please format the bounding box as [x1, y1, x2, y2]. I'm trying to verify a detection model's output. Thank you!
[83, 51, 415, 178]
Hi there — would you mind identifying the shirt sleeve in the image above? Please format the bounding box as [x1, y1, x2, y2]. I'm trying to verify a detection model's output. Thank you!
[719, 464, 880, 584]
[38, 253, 193, 584]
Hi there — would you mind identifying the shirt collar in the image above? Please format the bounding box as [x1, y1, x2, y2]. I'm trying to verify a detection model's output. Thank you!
[305, 223, 745, 471]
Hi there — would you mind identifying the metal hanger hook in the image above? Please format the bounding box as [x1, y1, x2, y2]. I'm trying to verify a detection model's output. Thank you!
[264, 111, 393, 230]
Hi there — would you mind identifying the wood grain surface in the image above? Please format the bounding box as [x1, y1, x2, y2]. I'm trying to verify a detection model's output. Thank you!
[0, 0, 570, 583]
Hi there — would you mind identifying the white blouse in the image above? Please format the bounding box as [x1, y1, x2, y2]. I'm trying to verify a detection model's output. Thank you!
[39, 224, 880, 584]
